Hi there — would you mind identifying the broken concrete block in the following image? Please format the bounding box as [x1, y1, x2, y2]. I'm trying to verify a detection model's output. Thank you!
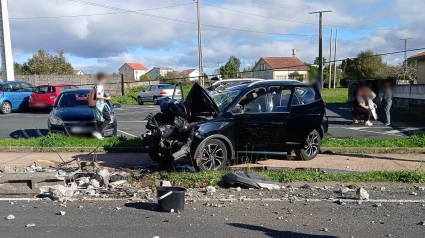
[5, 214, 15, 220]
[161, 181, 172, 187]
[338, 187, 353, 194]
[356, 187, 369, 200]
[205, 186, 216, 195]
[26, 223, 35, 228]
[109, 180, 127, 188]
[89, 179, 100, 188]
[236, 187, 241, 192]
[57, 211, 66, 216]
[49, 185, 74, 202]
[77, 177, 90, 187]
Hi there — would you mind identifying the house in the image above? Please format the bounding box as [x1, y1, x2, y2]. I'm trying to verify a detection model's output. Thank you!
[118, 63, 148, 81]
[73, 70, 85, 75]
[146, 67, 174, 80]
[212, 68, 222, 80]
[252, 53, 309, 80]
[408, 51, 425, 84]
[179, 69, 200, 81]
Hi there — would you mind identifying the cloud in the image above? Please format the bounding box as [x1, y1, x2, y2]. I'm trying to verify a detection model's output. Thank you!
[7, 0, 425, 73]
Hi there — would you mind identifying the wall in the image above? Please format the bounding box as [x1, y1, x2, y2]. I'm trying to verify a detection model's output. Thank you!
[1, 74, 159, 96]
[392, 84, 425, 110]
[273, 70, 308, 80]
[252, 59, 273, 79]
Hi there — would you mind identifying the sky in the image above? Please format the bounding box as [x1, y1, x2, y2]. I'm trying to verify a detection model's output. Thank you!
[7, 0, 425, 75]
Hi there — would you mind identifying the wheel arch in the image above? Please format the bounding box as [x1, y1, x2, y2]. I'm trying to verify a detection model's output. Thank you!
[1, 100, 13, 111]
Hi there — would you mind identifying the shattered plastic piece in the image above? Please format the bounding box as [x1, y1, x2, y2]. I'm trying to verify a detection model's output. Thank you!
[5, 214, 15, 220]
[57, 211, 66, 216]
[223, 171, 279, 189]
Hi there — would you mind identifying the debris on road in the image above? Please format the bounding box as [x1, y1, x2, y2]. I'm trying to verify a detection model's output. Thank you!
[410, 191, 418, 196]
[25, 223, 36, 228]
[49, 185, 74, 202]
[356, 187, 370, 200]
[338, 187, 353, 194]
[5, 214, 15, 220]
[205, 186, 216, 195]
[57, 211, 66, 216]
[223, 171, 279, 189]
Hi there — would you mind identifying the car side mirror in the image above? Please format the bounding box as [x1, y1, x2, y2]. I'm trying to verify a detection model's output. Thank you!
[112, 104, 121, 108]
[232, 105, 243, 115]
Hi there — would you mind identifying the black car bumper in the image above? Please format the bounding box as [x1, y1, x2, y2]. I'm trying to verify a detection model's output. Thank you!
[48, 121, 117, 137]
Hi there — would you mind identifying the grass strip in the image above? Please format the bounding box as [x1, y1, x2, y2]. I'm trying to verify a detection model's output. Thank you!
[322, 135, 425, 148]
[0, 133, 142, 148]
[167, 170, 425, 188]
[321, 87, 348, 103]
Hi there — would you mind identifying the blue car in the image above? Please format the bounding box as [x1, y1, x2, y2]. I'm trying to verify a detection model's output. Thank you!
[0, 81, 35, 114]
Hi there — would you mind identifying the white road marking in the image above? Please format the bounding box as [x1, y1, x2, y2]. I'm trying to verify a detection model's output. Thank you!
[21, 129, 30, 139]
[338, 107, 351, 110]
[384, 127, 424, 134]
[117, 129, 139, 138]
[35, 129, 43, 137]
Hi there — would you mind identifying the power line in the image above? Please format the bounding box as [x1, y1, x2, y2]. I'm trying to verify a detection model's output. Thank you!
[203, 3, 401, 31]
[241, 0, 309, 10]
[10, 2, 195, 20]
[63, 0, 316, 37]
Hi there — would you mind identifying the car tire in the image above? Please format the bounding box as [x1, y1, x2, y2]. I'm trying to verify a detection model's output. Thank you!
[148, 143, 173, 165]
[295, 129, 321, 161]
[137, 97, 144, 105]
[0, 101, 12, 114]
[153, 96, 158, 105]
[194, 139, 228, 171]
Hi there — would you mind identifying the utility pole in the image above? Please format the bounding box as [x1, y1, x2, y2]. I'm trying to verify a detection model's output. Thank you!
[217, 62, 220, 79]
[196, 0, 204, 87]
[309, 10, 332, 93]
[400, 38, 413, 80]
[328, 29, 333, 89]
[0, 0, 14, 82]
[333, 29, 338, 89]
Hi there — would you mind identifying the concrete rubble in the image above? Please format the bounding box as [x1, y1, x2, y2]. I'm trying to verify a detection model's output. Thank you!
[356, 187, 370, 200]
[5, 214, 15, 220]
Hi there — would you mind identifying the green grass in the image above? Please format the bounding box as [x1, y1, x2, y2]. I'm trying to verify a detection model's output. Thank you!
[321, 88, 348, 103]
[167, 170, 425, 187]
[111, 86, 146, 105]
[0, 133, 142, 148]
[322, 135, 425, 147]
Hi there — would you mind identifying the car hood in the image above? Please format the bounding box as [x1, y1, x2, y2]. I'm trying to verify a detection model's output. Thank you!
[184, 83, 219, 117]
[53, 107, 95, 121]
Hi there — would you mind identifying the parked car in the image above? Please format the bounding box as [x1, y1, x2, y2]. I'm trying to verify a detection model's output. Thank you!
[137, 84, 182, 105]
[48, 88, 120, 137]
[30, 84, 78, 111]
[0, 81, 35, 114]
[206, 78, 263, 92]
[144, 81, 329, 171]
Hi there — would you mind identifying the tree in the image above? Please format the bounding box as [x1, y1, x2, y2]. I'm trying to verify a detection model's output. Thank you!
[306, 63, 319, 81]
[220, 56, 241, 79]
[342, 50, 386, 80]
[164, 71, 180, 80]
[139, 74, 151, 81]
[14, 62, 30, 75]
[203, 73, 208, 81]
[156, 75, 166, 81]
[314, 57, 327, 65]
[23, 49, 74, 75]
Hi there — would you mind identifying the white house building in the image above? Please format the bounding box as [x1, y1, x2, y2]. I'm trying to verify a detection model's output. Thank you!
[118, 63, 148, 81]
[179, 69, 200, 81]
[252, 55, 309, 80]
[73, 70, 85, 75]
[146, 67, 174, 80]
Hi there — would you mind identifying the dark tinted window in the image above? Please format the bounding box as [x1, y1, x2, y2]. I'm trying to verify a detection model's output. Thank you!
[0, 84, 11, 91]
[270, 87, 292, 112]
[294, 87, 317, 105]
[240, 87, 267, 113]
[35, 86, 55, 93]
[150, 85, 157, 90]
[157, 85, 173, 89]
[60, 86, 77, 91]
[57, 92, 89, 107]
[18, 83, 34, 92]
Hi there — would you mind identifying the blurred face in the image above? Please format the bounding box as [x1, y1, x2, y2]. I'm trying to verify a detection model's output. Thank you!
[99, 76, 108, 84]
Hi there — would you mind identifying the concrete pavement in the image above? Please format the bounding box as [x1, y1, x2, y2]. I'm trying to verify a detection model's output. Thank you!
[0, 152, 424, 172]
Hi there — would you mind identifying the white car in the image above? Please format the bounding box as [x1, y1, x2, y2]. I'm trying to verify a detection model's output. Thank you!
[206, 78, 264, 92]
[137, 84, 182, 105]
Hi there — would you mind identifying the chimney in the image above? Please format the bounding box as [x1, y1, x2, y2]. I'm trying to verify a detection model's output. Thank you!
[292, 49, 297, 57]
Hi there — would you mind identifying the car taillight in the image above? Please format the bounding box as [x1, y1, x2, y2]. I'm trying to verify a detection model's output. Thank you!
[160, 90, 167, 95]
[50, 95, 56, 99]
[0, 91, 3, 95]
[177, 91, 182, 95]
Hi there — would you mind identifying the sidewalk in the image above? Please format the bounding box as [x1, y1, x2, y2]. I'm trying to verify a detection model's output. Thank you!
[0, 152, 424, 172]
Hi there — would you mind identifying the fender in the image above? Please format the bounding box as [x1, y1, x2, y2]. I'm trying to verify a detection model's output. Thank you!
[193, 134, 235, 160]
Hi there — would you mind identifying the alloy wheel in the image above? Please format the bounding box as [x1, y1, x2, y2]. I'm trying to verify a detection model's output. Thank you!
[201, 143, 225, 171]
[2, 102, 11, 114]
[304, 132, 319, 156]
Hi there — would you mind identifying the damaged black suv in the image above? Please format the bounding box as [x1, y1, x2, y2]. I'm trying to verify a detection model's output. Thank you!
[145, 80, 328, 171]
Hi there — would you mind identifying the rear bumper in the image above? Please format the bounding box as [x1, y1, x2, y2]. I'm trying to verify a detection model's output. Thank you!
[158, 95, 183, 100]
[48, 121, 116, 137]
[29, 101, 54, 110]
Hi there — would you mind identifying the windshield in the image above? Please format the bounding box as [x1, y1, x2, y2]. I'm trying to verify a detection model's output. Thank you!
[57, 92, 90, 108]
[210, 89, 241, 112]
[35, 86, 55, 94]
[158, 85, 174, 89]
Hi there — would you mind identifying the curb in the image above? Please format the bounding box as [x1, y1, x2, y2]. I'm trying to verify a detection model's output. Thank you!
[0, 146, 145, 153]
[0, 146, 424, 154]
[321, 147, 425, 154]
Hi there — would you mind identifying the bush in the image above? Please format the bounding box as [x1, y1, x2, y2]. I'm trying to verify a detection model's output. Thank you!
[111, 86, 146, 105]
[139, 74, 150, 81]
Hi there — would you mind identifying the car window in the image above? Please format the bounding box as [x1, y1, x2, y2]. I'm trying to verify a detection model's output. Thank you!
[145, 86, 151, 91]
[158, 85, 173, 90]
[239, 87, 267, 113]
[294, 87, 317, 105]
[57, 92, 89, 107]
[0, 84, 12, 92]
[60, 86, 77, 91]
[150, 86, 157, 91]
[35, 86, 55, 93]
[270, 87, 292, 112]
[18, 83, 34, 92]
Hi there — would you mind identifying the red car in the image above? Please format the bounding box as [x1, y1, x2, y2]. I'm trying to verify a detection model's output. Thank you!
[30, 84, 78, 110]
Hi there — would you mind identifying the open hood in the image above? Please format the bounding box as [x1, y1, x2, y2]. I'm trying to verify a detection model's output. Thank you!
[184, 83, 219, 118]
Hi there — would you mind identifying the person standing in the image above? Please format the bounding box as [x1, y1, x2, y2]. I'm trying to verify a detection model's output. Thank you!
[381, 82, 392, 126]
[93, 72, 112, 140]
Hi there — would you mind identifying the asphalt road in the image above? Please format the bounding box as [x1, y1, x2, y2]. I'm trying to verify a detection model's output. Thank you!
[0, 104, 423, 139]
[0, 183, 424, 238]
